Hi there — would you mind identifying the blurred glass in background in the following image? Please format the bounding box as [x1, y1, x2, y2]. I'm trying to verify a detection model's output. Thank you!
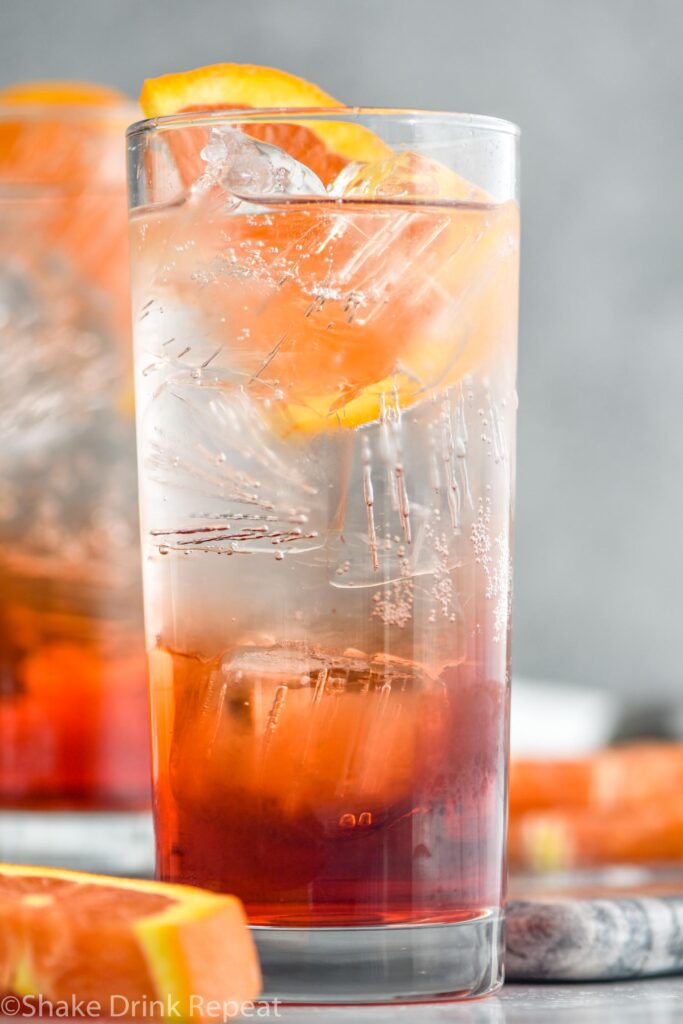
[0, 84, 152, 872]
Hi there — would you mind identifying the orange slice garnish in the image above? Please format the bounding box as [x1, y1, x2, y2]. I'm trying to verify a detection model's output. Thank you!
[134, 65, 518, 434]
[140, 63, 390, 187]
[0, 863, 260, 1019]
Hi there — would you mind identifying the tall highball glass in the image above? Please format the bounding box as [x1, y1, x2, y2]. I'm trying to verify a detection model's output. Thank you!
[128, 107, 519, 1002]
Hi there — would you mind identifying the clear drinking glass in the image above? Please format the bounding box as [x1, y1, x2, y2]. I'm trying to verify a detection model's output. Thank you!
[128, 107, 519, 1001]
[0, 98, 152, 870]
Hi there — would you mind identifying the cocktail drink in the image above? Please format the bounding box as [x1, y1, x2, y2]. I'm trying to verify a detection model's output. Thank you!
[0, 86, 150, 828]
[129, 75, 519, 1002]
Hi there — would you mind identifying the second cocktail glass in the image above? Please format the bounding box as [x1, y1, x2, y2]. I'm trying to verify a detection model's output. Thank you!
[128, 107, 519, 1002]
[0, 89, 151, 870]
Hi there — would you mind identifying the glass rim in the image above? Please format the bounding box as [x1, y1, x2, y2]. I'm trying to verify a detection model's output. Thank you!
[126, 105, 520, 140]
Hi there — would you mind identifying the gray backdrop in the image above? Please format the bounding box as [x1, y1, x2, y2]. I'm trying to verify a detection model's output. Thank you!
[2, 0, 682, 700]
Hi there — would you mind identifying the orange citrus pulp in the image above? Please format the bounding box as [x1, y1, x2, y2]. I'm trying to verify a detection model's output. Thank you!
[0, 863, 260, 1019]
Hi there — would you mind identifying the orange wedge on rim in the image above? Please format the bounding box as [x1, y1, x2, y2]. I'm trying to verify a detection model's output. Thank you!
[0, 863, 260, 1019]
[140, 63, 390, 188]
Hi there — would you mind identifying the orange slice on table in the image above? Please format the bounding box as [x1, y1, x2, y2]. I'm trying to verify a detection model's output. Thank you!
[0, 863, 260, 1019]
[136, 64, 518, 434]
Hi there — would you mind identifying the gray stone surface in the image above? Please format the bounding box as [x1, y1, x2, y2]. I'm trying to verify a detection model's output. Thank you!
[0, 982, 682, 1022]
[245, 979, 683, 1022]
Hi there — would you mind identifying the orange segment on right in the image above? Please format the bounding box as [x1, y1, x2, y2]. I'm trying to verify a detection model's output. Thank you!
[509, 744, 683, 869]
[0, 863, 261, 1020]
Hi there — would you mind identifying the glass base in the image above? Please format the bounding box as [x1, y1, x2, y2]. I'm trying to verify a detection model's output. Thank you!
[253, 911, 503, 1004]
[0, 810, 155, 877]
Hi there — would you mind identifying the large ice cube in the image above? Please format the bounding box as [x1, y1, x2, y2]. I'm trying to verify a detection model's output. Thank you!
[170, 643, 443, 829]
[219, 643, 437, 699]
[194, 127, 326, 202]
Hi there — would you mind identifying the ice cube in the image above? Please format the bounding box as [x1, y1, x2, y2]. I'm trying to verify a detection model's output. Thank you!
[195, 127, 326, 201]
[169, 642, 439, 827]
[219, 643, 437, 700]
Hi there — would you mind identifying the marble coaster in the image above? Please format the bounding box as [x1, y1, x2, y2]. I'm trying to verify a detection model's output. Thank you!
[506, 868, 683, 981]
